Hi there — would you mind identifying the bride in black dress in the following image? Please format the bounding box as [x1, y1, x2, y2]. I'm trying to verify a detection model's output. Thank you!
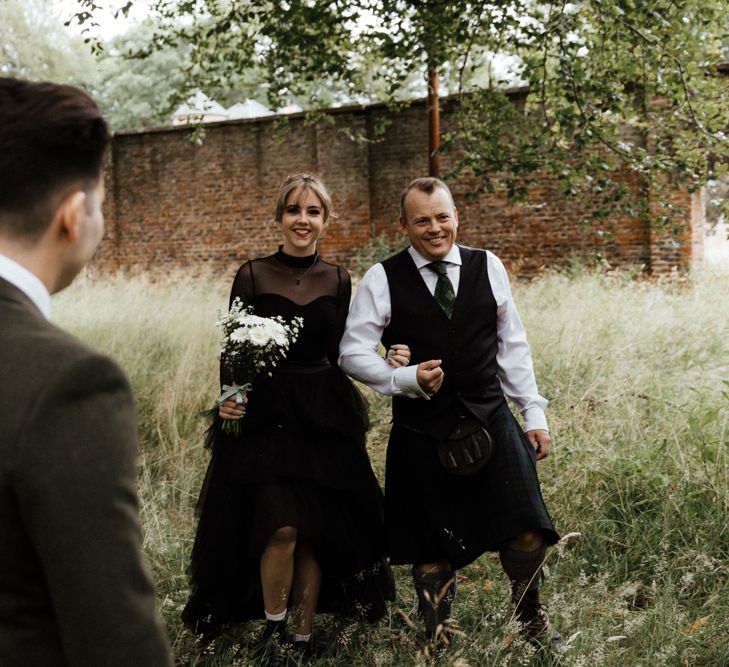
[182, 174, 400, 657]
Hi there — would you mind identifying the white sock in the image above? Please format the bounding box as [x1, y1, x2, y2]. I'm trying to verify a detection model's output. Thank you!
[265, 609, 287, 622]
[293, 632, 311, 643]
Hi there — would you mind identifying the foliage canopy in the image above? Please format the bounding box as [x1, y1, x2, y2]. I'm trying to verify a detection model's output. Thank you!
[1, 0, 96, 84]
[71, 0, 729, 223]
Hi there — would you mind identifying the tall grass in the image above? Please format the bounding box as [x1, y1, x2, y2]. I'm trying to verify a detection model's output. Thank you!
[53, 267, 729, 666]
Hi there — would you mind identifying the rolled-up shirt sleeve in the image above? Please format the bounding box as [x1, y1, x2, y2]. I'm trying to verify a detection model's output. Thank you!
[338, 263, 426, 398]
[488, 252, 549, 432]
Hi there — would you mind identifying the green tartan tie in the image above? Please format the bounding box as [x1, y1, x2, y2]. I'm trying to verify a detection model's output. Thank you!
[426, 261, 456, 319]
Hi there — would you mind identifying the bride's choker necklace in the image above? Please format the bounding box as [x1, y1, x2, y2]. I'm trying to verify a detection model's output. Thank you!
[276, 247, 319, 285]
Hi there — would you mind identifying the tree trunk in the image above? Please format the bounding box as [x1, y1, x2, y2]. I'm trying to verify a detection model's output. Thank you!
[427, 66, 440, 177]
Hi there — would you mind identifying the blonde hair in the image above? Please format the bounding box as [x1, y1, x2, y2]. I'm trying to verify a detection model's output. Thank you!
[274, 173, 336, 223]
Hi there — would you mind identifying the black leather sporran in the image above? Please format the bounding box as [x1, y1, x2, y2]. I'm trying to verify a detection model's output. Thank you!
[437, 415, 493, 476]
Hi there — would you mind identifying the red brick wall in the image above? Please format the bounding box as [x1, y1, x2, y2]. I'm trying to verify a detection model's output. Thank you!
[94, 97, 701, 278]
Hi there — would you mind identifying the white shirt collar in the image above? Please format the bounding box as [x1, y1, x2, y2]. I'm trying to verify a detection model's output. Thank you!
[407, 243, 462, 269]
[0, 253, 51, 319]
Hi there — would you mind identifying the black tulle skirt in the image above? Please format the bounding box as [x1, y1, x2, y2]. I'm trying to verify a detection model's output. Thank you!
[181, 366, 395, 634]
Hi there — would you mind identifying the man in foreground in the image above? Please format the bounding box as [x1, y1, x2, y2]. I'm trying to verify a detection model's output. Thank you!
[0, 78, 172, 666]
[340, 177, 563, 651]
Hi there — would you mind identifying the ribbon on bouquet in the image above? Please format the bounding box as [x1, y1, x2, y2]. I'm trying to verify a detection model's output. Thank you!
[216, 383, 253, 406]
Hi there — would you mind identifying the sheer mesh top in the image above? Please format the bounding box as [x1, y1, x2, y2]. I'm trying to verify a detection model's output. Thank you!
[222, 248, 351, 384]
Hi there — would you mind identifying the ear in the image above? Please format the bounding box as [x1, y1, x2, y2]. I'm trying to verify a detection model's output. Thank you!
[453, 207, 459, 228]
[54, 190, 86, 243]
[398, 216, 409, 235]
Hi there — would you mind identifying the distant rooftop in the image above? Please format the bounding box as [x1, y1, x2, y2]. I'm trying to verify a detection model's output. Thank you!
[171, 90, 303, 125]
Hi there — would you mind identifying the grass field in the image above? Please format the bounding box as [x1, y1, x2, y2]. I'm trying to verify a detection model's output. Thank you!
[53, 263, 729, 666]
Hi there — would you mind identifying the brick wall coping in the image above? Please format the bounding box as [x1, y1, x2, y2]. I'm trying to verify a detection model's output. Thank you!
[111, 86, 531, 138]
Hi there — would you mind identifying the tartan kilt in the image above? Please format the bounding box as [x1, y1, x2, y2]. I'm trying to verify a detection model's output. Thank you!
[385, 401, 559, 569]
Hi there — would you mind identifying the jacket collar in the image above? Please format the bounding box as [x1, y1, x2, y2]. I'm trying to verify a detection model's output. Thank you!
[0, 254, 50, 318]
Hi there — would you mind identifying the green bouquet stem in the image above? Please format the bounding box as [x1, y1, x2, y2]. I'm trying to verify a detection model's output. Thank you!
[221, 419, 241, 435]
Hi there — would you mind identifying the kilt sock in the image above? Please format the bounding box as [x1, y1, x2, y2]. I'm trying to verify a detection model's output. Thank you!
[498, 541, 547, 594]
[412, 566, 457, 635]
[499, 542, 563, 647]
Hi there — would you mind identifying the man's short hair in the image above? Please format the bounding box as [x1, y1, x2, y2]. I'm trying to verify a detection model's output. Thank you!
[399, 177, 455, 223]
[0, 78, 109, 239]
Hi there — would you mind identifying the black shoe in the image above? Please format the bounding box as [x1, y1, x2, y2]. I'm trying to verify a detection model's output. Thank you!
[292, 640, 313, 654]
[424, 617, 461, 652]
[251, 620, 291, 664]
[285, 640, 316, 665]
[514, 589, 567, 655]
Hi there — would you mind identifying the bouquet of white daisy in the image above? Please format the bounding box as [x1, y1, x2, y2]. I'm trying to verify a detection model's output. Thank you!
[215, 297, 303, 434]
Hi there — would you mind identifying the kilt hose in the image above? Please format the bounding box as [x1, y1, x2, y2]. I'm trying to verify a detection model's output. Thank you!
[385, 402, 559, 569]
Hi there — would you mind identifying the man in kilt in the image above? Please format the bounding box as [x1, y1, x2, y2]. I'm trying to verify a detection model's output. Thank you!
[339, 177, 562, 650]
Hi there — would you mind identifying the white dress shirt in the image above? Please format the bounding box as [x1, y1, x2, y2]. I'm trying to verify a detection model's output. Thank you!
[0, 253, 51, 319]
[338, 245, 548, 432]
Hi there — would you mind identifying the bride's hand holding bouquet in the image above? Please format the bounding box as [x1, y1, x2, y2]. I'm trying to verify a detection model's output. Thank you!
[216, 297, 302, 434]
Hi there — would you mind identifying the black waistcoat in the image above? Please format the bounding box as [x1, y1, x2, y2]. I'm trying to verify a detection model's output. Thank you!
[381, 246, 506, 439]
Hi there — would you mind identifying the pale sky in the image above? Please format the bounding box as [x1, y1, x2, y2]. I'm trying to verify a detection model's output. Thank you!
[55, 0, 150, 40]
